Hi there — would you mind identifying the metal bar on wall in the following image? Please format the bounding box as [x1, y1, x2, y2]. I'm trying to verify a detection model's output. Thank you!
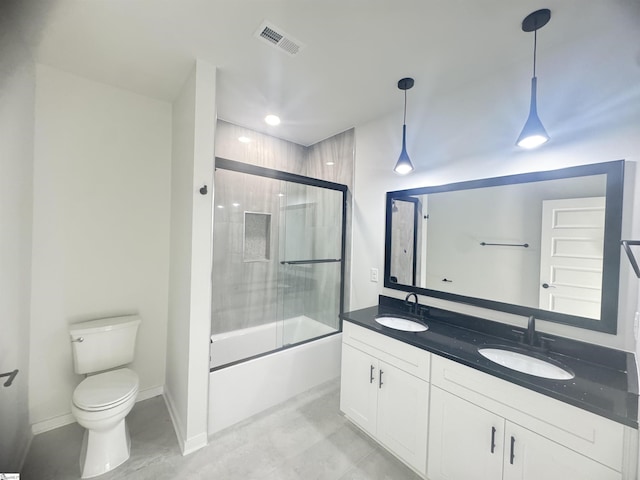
[621, 240, 640, 278]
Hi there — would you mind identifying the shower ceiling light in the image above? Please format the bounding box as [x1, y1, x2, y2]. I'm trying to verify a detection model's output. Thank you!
[516, 9, 551, 149]
[394, 77, 415, 175]
[265, 114, 281, 126]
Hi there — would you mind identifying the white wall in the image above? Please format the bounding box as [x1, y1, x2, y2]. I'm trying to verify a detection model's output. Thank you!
[165, 65, 195, 451]
[0, 1, 35, 470]
[351, 2, 640, 351]
[29, 65, 172, 431]
[165, 59, 215, 455]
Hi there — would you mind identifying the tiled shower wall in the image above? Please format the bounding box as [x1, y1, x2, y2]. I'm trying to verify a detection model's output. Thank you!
[212, 120, 354, 335]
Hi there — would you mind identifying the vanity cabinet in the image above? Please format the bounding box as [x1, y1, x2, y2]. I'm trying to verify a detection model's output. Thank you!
[429, 386, 620, 480]
[428, 386, 504, 479]
[340, 322, 430, 475]
[503, 422, 620, 480]
[340, 318, 637, 480]
[340, 344, 378, 434]
[428, 355, 635, 480]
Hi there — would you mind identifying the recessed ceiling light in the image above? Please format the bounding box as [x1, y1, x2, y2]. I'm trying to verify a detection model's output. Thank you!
[265, 114, 281, 126]
[238, 136, 251, 143]
[217, 205, 224, 209]
[326, 161, 335, 166]
[277, 193, 285, 197]
[232, 202, 240, 207]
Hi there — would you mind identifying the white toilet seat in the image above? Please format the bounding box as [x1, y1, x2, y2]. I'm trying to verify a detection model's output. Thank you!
[73, 368, 139, 412]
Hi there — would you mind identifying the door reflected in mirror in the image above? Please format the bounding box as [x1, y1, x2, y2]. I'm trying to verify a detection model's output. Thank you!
[385, 161, 624, 333]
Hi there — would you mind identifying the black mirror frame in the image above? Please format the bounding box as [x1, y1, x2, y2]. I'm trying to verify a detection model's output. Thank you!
[384, 160, 624, 334]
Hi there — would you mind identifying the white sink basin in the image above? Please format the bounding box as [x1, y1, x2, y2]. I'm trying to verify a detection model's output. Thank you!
[375, 316, 428, 332]
[478, 347, 574, 380]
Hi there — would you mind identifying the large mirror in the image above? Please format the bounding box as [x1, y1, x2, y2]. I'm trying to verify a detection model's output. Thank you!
[384, 161, 624, 333]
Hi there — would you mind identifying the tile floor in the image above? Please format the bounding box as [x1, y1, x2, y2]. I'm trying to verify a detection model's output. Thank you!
[21, 379, 421, 480]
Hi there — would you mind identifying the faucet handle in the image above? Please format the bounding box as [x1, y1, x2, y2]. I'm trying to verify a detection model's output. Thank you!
[511, 329, 526, 343]
[538, 335, 555, 349]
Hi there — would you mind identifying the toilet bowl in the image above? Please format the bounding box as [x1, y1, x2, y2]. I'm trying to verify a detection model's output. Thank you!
[72, 368, 139, 478]
[69, 315, 141, 479]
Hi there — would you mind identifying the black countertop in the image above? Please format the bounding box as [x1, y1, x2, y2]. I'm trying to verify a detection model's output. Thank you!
[341, 296, 639, 428]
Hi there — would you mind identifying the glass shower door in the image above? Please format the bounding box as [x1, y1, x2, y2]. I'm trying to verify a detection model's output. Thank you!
[277, 180, 344, 347]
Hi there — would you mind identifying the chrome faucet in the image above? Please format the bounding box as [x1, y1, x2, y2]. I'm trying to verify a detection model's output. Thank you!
[404, 292, 419, 315]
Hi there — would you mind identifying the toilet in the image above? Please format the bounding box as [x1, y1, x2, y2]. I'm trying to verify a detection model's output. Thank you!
[69, 315, 141, 479]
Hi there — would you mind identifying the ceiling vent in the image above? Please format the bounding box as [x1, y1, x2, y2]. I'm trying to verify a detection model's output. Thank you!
[254, 21, 305, 56]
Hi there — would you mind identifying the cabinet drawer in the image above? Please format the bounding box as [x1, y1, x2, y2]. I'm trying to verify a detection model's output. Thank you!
[431, 355, 625, 472]
[343, 322, 430, 381]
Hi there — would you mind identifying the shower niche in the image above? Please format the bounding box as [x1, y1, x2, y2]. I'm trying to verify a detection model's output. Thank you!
[211, 158, 347, 369]
[243, 212, 271, 262]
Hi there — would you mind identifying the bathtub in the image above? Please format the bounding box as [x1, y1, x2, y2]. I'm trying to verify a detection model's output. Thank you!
[210, 315, 337, 369]
[208, 316, 341, 435]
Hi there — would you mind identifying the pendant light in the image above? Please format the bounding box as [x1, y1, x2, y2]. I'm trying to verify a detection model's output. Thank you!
[516, 9, 551, 149]
[394, 77, 415, 175]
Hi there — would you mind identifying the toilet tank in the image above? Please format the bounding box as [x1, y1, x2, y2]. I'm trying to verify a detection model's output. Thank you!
[69, 315, 141, 374]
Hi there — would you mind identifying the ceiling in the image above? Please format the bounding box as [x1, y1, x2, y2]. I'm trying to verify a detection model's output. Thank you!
[12, 0, 637, 146]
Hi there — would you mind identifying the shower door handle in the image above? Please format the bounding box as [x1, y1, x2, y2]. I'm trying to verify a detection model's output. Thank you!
[369, 365, 375, 384]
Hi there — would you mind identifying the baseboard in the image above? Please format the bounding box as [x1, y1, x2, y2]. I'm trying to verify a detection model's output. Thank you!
[31, 384, 165, 435]
[182, 432, 208, 456]
[137, 385, 164, 402]
[163, 388, 207, 456]
[31, 413, 76, 435]
[17, 428, 34, 473]
[163, 387, 187, 453]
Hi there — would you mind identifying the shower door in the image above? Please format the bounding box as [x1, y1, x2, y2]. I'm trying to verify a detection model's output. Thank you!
[211, 157, 346, 368]
[277, 178, 345, 347]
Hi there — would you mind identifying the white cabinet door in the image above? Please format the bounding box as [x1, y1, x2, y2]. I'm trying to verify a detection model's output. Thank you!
[340, 343, 378, 435]
[503, 422, 621, 480]
[377, 361, 430, 476]
[428, 386, 504, 480]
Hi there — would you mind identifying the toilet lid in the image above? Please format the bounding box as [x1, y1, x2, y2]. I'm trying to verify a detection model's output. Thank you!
[73, 368, 139, 411]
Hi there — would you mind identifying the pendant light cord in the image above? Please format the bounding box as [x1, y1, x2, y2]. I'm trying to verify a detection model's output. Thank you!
[533, 29, 537, 77]
[403, 90, 407, 125]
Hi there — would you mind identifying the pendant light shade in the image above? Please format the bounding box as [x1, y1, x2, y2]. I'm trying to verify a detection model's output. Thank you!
[395, 125, 413, 174]
[516, 9, 551, 149]
[516, 77, 549, 148]
[394, 77, 415, 175]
